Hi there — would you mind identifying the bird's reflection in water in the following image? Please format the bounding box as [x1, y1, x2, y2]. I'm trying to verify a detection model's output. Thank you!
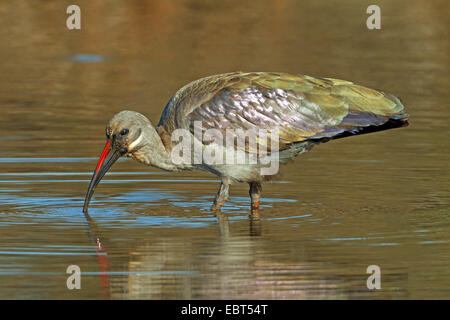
[215, 211, 230, 239]
[83, 211, 111, 297]
[248, 210, 262, 237]
[81, 206, 260, 297]
[214, 208, 262, 238]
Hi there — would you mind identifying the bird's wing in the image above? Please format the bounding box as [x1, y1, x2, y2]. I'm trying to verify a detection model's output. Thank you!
[160, 72, 408, 153]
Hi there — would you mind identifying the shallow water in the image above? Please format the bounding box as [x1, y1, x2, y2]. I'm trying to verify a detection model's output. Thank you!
[0, 0, 449, 299]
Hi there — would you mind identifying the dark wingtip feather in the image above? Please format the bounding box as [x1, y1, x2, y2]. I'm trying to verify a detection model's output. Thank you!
[313, 116, 409, 143]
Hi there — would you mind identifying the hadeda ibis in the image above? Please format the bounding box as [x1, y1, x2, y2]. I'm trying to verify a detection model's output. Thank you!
[83, 72, 409, 213]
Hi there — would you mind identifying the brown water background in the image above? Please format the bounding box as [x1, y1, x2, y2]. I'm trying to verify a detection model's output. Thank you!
[0, 0, 449, 299]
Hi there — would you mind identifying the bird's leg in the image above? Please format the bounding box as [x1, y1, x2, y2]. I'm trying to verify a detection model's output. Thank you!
[211, 182, 230, 212]
[249, 182, 262, 213]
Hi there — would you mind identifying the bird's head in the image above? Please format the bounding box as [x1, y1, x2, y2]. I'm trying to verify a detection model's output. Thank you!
[83, 110, 150, 213]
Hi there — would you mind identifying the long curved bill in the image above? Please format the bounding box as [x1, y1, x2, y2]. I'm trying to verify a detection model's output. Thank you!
[83, 140, 121, 213]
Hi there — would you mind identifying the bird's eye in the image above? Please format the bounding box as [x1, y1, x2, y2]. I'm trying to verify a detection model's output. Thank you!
[106, 129, 110, 139]
[120, 128, 129, 136]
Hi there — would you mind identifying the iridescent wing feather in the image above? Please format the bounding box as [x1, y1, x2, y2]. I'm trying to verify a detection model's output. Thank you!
[158, 72, 408, 153]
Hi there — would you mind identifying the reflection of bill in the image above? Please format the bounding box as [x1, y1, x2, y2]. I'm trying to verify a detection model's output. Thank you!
[82, 211, 111, 296]
[171, 123, 280, 176]
[96, 238, 111, 296]
[65, 240, 110, 294]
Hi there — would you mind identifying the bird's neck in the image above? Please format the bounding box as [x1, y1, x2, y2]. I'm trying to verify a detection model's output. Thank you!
[131, 125, 181, 172]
